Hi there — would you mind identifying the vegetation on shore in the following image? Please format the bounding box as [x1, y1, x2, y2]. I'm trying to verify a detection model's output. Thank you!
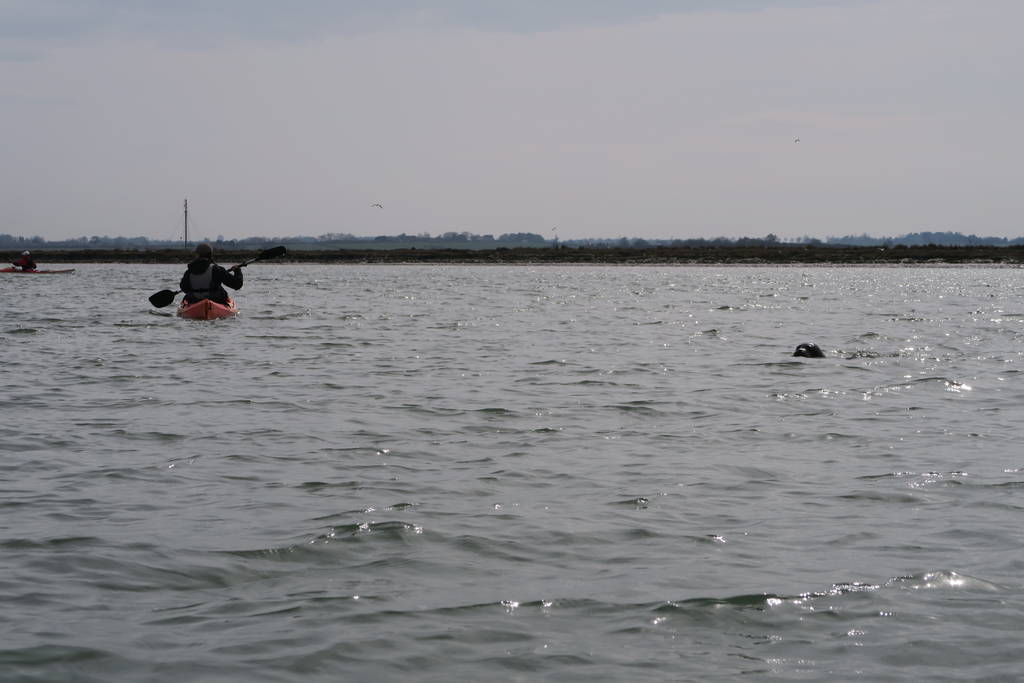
[9, 243, 1024, 265]
[5, 229, 1024, 252]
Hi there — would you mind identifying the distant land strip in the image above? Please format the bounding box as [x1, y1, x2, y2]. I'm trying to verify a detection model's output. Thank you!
[9, 244, 1024, 265]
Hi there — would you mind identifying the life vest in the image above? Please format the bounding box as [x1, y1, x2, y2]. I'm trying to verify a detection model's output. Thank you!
[186, 264, 214, 299]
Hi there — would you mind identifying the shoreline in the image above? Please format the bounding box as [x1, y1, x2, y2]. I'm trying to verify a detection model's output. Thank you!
[7, 244, 1024, 266]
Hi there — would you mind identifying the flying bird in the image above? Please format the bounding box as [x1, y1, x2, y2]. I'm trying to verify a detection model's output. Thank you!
[794, 137, 801, 143]
[372, 203, 383, 209]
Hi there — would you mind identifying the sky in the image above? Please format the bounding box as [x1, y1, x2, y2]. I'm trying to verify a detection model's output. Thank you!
[2, 0, 1022, 242]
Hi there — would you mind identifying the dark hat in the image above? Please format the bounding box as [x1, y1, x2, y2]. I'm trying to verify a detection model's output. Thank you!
[194, 243, 213, 258]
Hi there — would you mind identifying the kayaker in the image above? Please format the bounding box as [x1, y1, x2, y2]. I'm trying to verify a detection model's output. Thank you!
[11, 251, 37, 272]
[180, 243, 243, 305]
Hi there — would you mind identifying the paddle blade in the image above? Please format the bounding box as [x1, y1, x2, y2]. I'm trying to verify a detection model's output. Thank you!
[259, 245, 287, 260]
[234, 245, 287, 270]
[149, 289, 179, 308]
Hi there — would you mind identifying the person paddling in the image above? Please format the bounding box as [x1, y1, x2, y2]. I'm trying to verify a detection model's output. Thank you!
[11, 251, 37, 272]
[180, 243, 242, 305]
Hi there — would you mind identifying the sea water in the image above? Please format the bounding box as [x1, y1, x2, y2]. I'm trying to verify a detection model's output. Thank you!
[2, 263, 1024, 681]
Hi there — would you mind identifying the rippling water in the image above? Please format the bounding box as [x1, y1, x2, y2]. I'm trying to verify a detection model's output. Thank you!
[3, 263, 1024, 681]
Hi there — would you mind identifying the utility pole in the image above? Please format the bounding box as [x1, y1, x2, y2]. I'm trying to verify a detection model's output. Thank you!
[183, 198, 189, 247]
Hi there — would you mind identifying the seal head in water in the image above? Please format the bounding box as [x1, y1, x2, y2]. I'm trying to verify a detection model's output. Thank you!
[793, 343, 825, 358]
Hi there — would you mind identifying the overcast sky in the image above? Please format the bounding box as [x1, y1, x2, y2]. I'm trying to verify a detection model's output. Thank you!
[2, 0, 1021, 241]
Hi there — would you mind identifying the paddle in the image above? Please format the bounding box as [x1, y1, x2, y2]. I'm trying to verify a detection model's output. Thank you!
[148, 245, 287, 308]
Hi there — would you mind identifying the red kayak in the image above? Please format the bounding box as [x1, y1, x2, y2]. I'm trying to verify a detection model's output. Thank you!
[177, 297, 238, 320]
[1, 267, 76, 274]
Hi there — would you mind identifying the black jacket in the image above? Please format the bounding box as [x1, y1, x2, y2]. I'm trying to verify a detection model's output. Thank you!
[180, 258, 243, 304]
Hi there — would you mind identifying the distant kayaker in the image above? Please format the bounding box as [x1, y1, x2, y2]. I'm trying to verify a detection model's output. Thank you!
[11, 251, 37, 272]
[180, 243, 243, 305]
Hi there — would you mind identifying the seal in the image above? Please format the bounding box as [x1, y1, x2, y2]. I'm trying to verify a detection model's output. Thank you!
[793, 343, 824, 358]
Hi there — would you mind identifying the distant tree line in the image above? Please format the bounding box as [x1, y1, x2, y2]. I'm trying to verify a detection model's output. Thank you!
[0, 231, 550, 251]
[3, 230, 1024, 251]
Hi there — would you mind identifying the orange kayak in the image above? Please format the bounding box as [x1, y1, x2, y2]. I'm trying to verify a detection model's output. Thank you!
[177, 297, 238, 320]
